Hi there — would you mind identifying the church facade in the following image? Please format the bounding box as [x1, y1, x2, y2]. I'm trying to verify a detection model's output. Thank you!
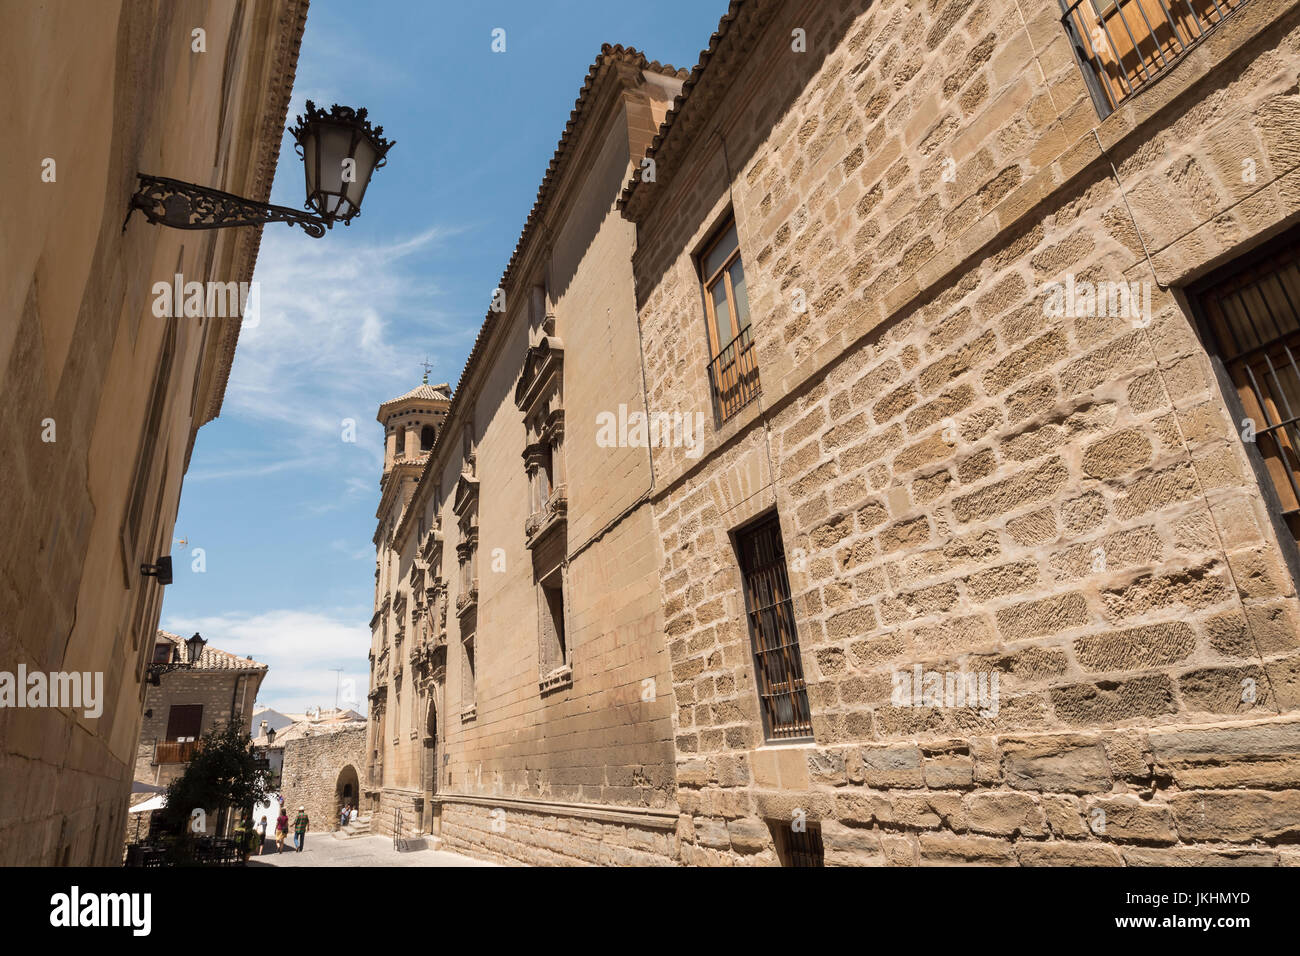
[368, 0, 1300, 865]
[365, 48, 687, 864]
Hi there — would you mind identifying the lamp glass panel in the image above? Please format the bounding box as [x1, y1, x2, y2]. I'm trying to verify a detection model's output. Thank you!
[317, 124, 352, 195]
[301, 129, 319, 197]
[344, 138, 378, 210]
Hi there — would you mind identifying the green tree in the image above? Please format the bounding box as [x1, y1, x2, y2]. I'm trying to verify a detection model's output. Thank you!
[160, 722, 269, 850]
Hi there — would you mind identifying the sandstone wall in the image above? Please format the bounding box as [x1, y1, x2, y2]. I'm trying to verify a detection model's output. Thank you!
[282, 727, 367, 833]
[367, 57, 684, 854]
[0, 0, 305, 866]
[131, 668, 263, 791]
[437, 799, 678, 866]
[629, 0, 1300, 864]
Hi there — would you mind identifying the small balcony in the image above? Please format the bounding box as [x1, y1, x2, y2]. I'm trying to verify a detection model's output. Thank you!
[154, 740, 197, 764]
[707, 324, 760, 424]
[525, 484, 567, 549]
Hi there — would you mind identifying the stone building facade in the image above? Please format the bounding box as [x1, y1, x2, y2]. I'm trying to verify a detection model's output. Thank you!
[620, 0, 1300, 864]
[130, 630, 267, 793]
[0, 0, 307, 865]
[365, 48, 688, 865]
[367, 0, 1300, 865]
[124, 630, 266, 847]
[281, 725, 367, 831]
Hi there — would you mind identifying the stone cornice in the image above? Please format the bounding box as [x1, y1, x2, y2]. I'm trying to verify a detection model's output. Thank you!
[428, 792, 678, 830]
[390, 48, 685, 556]
[200, 0, 310, 429]
[619, 0, 782, 221]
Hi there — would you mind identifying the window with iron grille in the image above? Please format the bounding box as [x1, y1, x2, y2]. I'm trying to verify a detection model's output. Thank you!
[700, 217, 760, 422]
[735, 513, 812, 741]
[772, 820, 825, 867]
[1191, 228, 1300, 566]
[1061, 0, 1250, 118]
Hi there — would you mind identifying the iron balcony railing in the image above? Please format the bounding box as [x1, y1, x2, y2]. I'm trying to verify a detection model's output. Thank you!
[154, 739, 197, 764]
[707, 323, 761, 423]
[1061, 0, 1248, 117]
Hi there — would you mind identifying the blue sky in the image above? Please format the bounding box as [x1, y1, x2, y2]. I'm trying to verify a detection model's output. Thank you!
[160, 0, 727, 713]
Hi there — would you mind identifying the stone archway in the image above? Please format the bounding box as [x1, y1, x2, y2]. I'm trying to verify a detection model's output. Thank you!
[421, 690, 440, 835]
[335, 765, 360, 827]
[422, 695, 438, 794]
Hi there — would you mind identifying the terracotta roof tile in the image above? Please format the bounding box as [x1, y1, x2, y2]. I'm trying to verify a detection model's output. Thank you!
[155, 629, 267, 672]
[619, 0, 778, 218]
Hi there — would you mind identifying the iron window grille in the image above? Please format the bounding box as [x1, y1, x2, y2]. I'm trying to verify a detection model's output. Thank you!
[1189, 228, 1300, 579]
[773, 820, 825, 867]
[1060, 0, 1249, 118]
[735, 514, 813, 741]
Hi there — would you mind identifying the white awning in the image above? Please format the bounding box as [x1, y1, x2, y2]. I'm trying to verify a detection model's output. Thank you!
[129, 794, 167, 814]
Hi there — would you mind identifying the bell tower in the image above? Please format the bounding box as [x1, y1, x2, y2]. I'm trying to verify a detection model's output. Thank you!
[377, 369, 451, 478]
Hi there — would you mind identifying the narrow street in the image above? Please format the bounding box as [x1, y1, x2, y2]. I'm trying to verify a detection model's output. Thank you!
[250, 834, 497, 868]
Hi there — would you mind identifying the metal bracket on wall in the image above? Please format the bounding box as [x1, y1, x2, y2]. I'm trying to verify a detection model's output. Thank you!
[123, 173, 328, 237]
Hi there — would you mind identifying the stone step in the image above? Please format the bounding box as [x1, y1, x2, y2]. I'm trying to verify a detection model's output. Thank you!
[332, 816, 374, 839]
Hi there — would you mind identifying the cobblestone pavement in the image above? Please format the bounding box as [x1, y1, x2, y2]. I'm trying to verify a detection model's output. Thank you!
[248, 834, 497, 867]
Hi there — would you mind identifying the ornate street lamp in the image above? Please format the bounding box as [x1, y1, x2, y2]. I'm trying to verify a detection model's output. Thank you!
[127, 102, 393, 238]
[146, 632, 207, 685]
[185, 631, 208, 664]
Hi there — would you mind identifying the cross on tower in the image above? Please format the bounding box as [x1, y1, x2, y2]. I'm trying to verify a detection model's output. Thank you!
[420, 356, 433, 384]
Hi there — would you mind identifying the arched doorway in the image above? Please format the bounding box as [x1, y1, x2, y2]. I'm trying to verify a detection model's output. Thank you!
[335, 765, 360, 828]
[422, 693, 439, 834]
[422, 696, 438, 795]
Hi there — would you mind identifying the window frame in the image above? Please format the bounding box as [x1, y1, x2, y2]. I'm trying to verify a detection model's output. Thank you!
[1185, 224, 1300, 592]
[771, 819, 825, 867]
[732, 510, 813, 744]
[697, 215, 761, 423]
[700, 219, 748, 359]
[1059, 0, 1249, 119]
[165, 703, 203, 742]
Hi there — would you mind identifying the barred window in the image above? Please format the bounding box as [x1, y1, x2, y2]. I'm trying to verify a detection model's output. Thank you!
[772, 820, 824, 867]
[735, 513, 812, 741]
[1061, 0, 1249, 118]
[1192, 230, 1300, 548]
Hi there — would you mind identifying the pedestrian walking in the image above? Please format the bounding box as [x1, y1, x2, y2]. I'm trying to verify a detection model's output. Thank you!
[256, 815, 268, 855]
[274, 809, 289, 853]
[235, 814, 253, 864]
[293, 806, 310, 852]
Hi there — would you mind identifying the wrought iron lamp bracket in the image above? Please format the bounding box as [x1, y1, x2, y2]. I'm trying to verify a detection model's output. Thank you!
[145, 660, 193, 686]
[125, 174, 329, 238]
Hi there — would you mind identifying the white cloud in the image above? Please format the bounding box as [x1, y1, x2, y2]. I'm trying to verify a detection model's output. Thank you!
[163, 608, 372, 715]
[189, 223, 467, 492]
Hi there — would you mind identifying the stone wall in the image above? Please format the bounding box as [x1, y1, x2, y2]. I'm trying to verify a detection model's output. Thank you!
[282, 727, 367, 834]
[0, 0, 306, 866]
[366, 51, 686, 859]
[625, 0, 1300, 863]
[132, 668, 264, 792]
[436, 798, 678, 866]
